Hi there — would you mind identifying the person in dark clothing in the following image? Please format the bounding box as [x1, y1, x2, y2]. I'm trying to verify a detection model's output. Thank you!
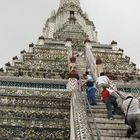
[101, 87, 118, 120]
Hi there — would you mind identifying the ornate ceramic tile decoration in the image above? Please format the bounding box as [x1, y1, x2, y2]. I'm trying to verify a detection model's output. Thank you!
[0, 0, 140, 139]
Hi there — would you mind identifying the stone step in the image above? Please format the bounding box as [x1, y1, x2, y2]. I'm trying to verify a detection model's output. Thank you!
[94, 117, 124, 124]
[88, 113, 124, 119]
[92, 128, 139, 139]
[90, 123, 128, 130]
[0, 105, 70, 113]
[92, 129, 127, 137]
[0, 96, 70, 109]
[89, 111, 139, 139]
[94, 136, 139, 140]
[0, 118, 69, 128]
[91, 101, 105, 105]
[90, 105, 107, 109]
[87, 108, 124, 117]
[0, 108, 70, 121]
[88, 108, 108, 114]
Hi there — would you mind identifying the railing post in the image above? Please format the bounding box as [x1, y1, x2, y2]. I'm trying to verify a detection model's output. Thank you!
[68, 78, 77, 140]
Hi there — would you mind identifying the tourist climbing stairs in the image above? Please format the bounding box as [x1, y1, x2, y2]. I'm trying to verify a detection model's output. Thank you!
[75, 55, 139, 139]
[87, 92, 140, 140]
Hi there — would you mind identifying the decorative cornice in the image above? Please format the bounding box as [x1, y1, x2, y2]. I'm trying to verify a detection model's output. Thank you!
[67, 70, 79, 79]
[111, 40, 117, 45]
[96, 55, 102, 65]
[38, 36, 45, 40]
[12, 56, 18, 60]
[5, 62, 11, 66]
[0, 68, 4, 72]
[29, 43, 34, 47]
[84, 39, 91, 44]
[20, 49, 26, 54]
[66, 38, 72, 42]
[70, 56, 76, 63]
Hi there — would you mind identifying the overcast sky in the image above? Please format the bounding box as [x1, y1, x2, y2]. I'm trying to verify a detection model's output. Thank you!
[0, 0, 140, 69]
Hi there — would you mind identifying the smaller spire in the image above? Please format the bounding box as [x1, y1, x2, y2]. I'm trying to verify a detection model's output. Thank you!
[59, 0, 80, 8]
[50, 10, 56, 17]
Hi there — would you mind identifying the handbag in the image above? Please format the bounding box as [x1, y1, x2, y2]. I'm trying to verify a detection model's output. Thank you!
[124, 98, 133, 125]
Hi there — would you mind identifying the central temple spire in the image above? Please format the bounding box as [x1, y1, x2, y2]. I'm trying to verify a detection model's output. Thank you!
[59, 0, 80, 8]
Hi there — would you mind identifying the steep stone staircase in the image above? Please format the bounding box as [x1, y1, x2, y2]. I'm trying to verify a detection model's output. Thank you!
[74, 52, 140, 140]
[75, 55, 86, 77]
[87, 94, 140, 140]
[54, 21, 88, 41]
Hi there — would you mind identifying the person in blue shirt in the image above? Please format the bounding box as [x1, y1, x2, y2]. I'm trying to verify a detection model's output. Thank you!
[86, 74, 97, 106]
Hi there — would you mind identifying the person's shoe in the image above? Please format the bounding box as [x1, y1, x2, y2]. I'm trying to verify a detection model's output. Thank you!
[127, 128, 132, 138]
[90, 103, 97, 106]
[108, 117, 113, 120]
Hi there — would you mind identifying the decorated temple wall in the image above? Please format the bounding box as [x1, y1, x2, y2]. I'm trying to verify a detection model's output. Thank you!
[0, 82, 71, 139]
[4, 44, 69, 79]
[0, 86, 71, 139]
[0, 76, 68, 85]
[0, 87, 70, 98]
[91, 47, 140, 81]
[93, 51, 135, 73]
[87, 25, 95, 41]
[76, 13, 86, 32]
[54, 10, 70, 33]
[55, 11, 64, 33]
[76, 13, 97, 42]
[43, 21, 49, 37]
[46, 21, 56, 38]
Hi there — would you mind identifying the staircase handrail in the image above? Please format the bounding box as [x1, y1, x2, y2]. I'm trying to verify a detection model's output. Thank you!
[83, 88, 102, 140]
[111, 86, 140, 102]
[85, 45, 97, 79]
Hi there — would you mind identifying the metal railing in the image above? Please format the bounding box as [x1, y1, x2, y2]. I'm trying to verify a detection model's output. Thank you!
[85, 45, 97, 79]
[83, 88, 102, 140]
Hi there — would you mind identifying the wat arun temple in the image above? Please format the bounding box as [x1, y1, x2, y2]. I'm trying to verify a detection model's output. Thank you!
[0, 0, 140, 139]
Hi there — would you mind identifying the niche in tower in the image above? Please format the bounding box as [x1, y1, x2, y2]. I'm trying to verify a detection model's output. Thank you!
[69, 11, 76, 24]
[70, 11, 74, 17]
